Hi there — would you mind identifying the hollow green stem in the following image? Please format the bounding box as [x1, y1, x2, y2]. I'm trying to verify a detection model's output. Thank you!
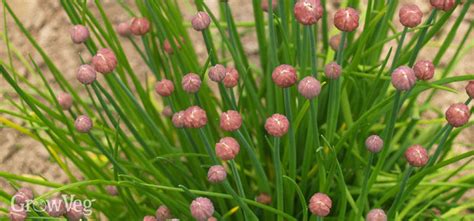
[229, 160, 246, 198]
[387, 167, 414, 218]
[272, 136, 284, 221]
[354, 154, 374, 219]
[283, 88, 296, 209]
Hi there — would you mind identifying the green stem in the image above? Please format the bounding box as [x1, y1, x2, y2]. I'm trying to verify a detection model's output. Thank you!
[387, 167, 414, 218]
[354, 154, 374, 219]
[229, 160, 246, 198]
[283, 88, 296, 205]
[272, 136, 284, 221]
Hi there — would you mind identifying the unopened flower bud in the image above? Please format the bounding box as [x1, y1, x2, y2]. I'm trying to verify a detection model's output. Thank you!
[182, 73, 202, 93]
[162, 105, 173, 117]
[223, 67, 239, 88]
[172, 111, 185, 128]
[265, 114, 289, 137]
[57, 92, 73, 110]
[334, 8, 359, 32]
[256, 193, 272, 205]
[192, 12, 211, 31]
[207, 165, 227, 183]
[366, 208, 387, 221]
[262, 0, 278, 12]
[298, 76, 321, 99]
[70, 25, 90, 44]
[466, 81, 474, 99]
[116, 22, 131, 37]
[220, 110, 242, 131]
[66, 201, 84, 221]
[46, 196, 66, 217]
[156, 205, 172, 221]
[309, 192, 332, 217]
[445, 103, 470, 127]
[106, 185, 118, 196]
[215, 137, 240, 160]
[9, 204, 27, 221]
[413, 60, 435, 80]
[13, 187, 33, 205]
[365, 135, 384, 153]
[329, 34, 346, 51]
[324, 62, 342, 79]
[184, 106, 208, 128]
[130, 17, 150, 36]
[294, 0, 323, 25]
[76, 64, 97, 85]
[143, 215, 157, 221]
[399, 4, 423, 28]
[190, 197, 214, 221]
[272, 64, 297, 88]
[207, 217, 218, 221]
[430, 0, 456, 11]
[92, 48, 117, 74]
[155, 79, 175, 97]
[75, 115, 93, 133]
[405, 144, 429, 167]
[391, 66, 416, 91]
[208, 64, 226, 82]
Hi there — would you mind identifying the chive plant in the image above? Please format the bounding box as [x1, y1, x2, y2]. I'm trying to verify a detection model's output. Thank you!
[0, 0, 473, 220]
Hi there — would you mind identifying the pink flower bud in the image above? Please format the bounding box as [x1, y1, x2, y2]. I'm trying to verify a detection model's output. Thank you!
[163, 37, 183, 55]
[262, 0, 278, 12]
[366, 208, 387, 221]
[413, 60, 435, 80]
[404, 144, 429, 167]
[66, 201, 84, 221]
[57, 92, 73, 110]
[298, 76, 321, 99]
[192, 11, 211, 31]
[334, 8, 359, 32]
[399, 4, 423, 28]
[75, 115, 93, 133]
[207, 217, 218, 221]
[255, 193, 272, 205]
[445, 103, 470, 127]
[116, 22, 131, 37]
[430, 0, 456, 11]
[391, 66, 416, 91]
[182, 73, 202, 93]
[265, 114, 289, 137]
[272, 64, 297, 88]
[220, 110, 242, 131]
[156, 205, 172, 221]
[130, 17, 150, 36]
[92, 48, 118, 74]
[162, 105, 173, 117]
[106, 185, 118, 196]
[215, 137, 240, 160]
[70, 25, 90, 44]
[13, 187, 33, 205]
[76, 64, 97, 85]
[324, 62, 342, 79]
[223, 67, 239, 88]
[155, 79, 175, 97]
[172, 111, 185, 128]
[207, 165, 227, 183]
[184, 106, 208, 128]
[208, 64, 226, 82]
[365, 135, 384, 153]
[143, 215, 157, 221]
[9, 204, 27, 221]
[294, 0, 323, 25]
[466, 81, 474, 99]
[309, 192, 332, 217]
[190, 197, 215, 221]
[46, 196, 66, 217]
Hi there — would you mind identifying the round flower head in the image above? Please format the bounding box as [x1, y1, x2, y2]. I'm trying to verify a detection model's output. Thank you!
[182, 73, 202, 93]
[192, 11, 211, 31]
[265, 114, 289, 137]
[57, 92, 73, 110]
[298, 76, 321, 99]
[366, 208, 387, 221]
[75, 115, 93, 133]
[66, 201, 84, 221]
[329, 34, 346, 51]
[207, 165, 227, 183]
[46, 196, 66, 217]
[208, 64, 226, 82]
[466, 81, 474, 99]
[430, 0, 456, 11]
[207, 217, 218, 221]
[256, 193, 272, 205]
[223, 67, 239, 88]
[184, 106, 208, 128]
[116, 22, 131, 37]
[324, 62, 342, 79]
[106, 185, 118, 196]
[163, 37, 183, 55]
[445, 103, 470, 127]
[309, 192, 332, 217]
[391, 66, 416, 91]
[365, 135, 384, 153]
[9, 204, 27, 221]
[272, 64, 297, 88]
[220, 110, 242, 131]
[143, 215, 157, 221]
[130, 17, 150, 36]
[76, 64, 97, 85]
[215, 137, 240, 160]
[294, 0, 323, 25]
[262, 0, 278, 12]
[172, 111, 185, 128]
[190, 197, 214, 221]
[13, 187, 33, 205]
[156, 205, 172, 221]
[162, 105, 173, 118]
[399, 4, 423, 28]
[155, 79, 175, 97]
[334, 8, 359, 32]
[92, 48, 118, 74]
[404, 144, 429, 167]
[70, 25, 89, 44]
[413, 60, 435, 81]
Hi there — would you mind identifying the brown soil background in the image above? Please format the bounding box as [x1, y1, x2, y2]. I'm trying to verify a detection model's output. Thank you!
[0, 0, 473, 216]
